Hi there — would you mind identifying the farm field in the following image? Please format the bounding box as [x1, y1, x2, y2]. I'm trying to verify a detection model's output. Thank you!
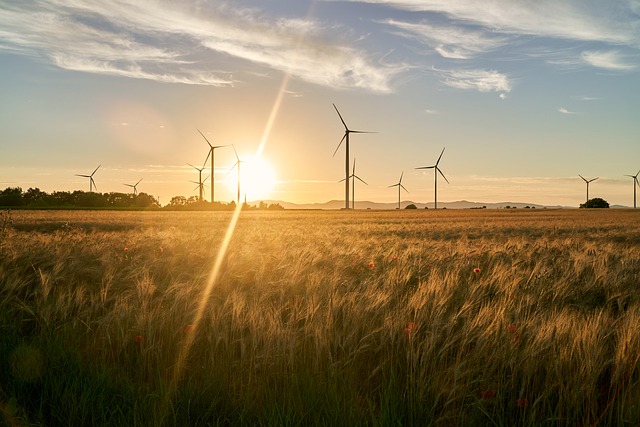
[1, 208, 640, 426]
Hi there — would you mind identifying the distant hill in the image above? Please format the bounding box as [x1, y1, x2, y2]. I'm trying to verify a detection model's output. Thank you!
[250, 199, 570, 210]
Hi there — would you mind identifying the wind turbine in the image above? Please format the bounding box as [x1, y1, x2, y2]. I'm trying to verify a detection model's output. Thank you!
[416, 148, 449, 209]
[339, 158, 367, 209]
[388, 172, 409, 210]
[197, 129, 229, 204]
[578, 175, 598, 204]
[124, 178, 143, 195]
[229, 145, 245, 204]
[189, 152, 210, 202]
[75, 165, 100, 192]
[332, 103, 376, 210]
[191, 175, 209, 201]
[624, 170, 640, 208]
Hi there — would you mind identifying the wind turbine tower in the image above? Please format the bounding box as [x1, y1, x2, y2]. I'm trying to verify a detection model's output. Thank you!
[388, 172, 409, 209]
[332, 104, 375, 209]
[579, 175, 598, 204]
[625, 170, 640, 208]
[124, 178, 143, 195]
[416, 148, 449, 209]
[75, 165, 101, 192]
[339, 159, 367, 209]
[189, 152, 210, 202]
[197, 129, 228, 204]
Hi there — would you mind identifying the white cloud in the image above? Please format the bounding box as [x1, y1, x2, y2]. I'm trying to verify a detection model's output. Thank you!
[381, 19, 506, 59]
[558, 107, 579, 114]
[0, 1, 401, 92]
[343, 0, 639, 46]
[581, 50, 637, 71]
[434, 67, 511, 95]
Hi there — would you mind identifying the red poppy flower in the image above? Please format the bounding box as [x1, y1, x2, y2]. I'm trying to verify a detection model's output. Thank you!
[507, 324, 517, 334]
[368, 261, 375, 269]
[134, 335, 143, 344]
[516, 398, 528, 408]
[123, 247, 129, 252]
[473, 267, 481, 273]
[391, 255, 398, 262]
[480, 389, 496, 399]
[158, 247, 164, 253]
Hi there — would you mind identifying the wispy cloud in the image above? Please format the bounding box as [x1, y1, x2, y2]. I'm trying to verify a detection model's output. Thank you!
[581, 50, 637, 71]
[0, 1, 401, 92]
[558, 107, 580, 114]
[380, 19, 506, 59]
[343, 0, 639, 46]
[433, 67, 511, 95]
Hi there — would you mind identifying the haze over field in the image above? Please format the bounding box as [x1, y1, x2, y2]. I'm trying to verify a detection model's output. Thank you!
[1, 1, 639, 207]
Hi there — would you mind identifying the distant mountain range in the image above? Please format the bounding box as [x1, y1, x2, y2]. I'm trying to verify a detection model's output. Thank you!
[253, 199, 574, 210]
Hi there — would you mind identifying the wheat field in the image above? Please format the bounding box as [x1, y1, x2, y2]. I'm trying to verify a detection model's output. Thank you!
[1, 208, 639, 426]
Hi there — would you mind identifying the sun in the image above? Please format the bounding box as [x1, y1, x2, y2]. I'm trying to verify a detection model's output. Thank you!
[227, 156, 277, 202]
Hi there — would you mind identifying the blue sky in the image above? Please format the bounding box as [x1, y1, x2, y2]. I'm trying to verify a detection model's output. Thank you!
[1, 0, 639, 206]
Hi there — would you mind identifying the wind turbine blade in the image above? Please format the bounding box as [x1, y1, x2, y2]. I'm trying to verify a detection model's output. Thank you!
[355, 176, 367, 185]
[387, 183, 397, 188]
[75, 174, 90, 178]
[91, 177, 97, 192]
[232, 144, 239, 161]
[226, 162, 239, 177]
[135, 178, 143, 186]
[203, 175, 210, 183]
[197, 128, 214, 148]
[437, 167, 450, 184]
[636, 170, 640, 178]
[415, 165, 435, 170]
[333, 103, 348, 130]
[339, 178, 347, 183]
[91, 165, 101, 176]
[124, 184, 134, 188]
[591, 177, 599, 182]
[352, 158, 356, 175]
[579, 174, 587, 182]
[400, 184, 409, 193]
[332, 134, 346, 157]
[202, 150, 211, 168]
[435, 147, 445, 166]
[399, 171, 404, 183]
[188, 163, 199, 171]
[350, 130, 377, 134]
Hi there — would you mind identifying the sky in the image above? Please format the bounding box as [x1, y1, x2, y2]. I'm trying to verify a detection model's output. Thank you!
[1, 0, 639, 207]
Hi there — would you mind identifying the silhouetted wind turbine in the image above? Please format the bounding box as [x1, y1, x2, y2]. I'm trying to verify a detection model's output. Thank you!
[339, 158, 367, 209]
[624, 170, 640, 208]
[579, 175, 598, 204]
[75, 164, 100, 192]
[229, 145, 245, 204]
[197, 129, 229, 204]
[332, 103, 375, 210]
[124, 178, 143, 195]
[416, 148, 449, 209]
[191, 175, 209, 200]
[388, 172, 409, 210]
[189, 152, 210, 202]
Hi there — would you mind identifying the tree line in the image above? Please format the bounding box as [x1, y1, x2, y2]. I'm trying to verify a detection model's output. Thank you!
[0, 187, 285, 210]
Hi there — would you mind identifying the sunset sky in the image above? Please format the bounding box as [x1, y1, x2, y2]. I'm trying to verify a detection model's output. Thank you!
[1, 1, 639, 207]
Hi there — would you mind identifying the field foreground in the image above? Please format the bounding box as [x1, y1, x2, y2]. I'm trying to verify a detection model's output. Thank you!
[1, 209, 640, 426]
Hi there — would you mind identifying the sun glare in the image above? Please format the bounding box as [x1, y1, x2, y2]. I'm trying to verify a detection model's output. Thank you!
[226, 156, 277, 201]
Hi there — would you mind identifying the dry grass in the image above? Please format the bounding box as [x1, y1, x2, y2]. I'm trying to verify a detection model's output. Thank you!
[1, 208, 640, 425]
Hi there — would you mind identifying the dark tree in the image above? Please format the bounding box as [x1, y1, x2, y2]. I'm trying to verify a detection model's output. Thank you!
[0, 187, 24, 206]
[405, 204, 417, 209]
[580, 198, 609, 208]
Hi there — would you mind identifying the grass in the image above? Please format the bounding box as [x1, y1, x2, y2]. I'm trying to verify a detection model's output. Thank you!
[1, 208, 640, 425]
